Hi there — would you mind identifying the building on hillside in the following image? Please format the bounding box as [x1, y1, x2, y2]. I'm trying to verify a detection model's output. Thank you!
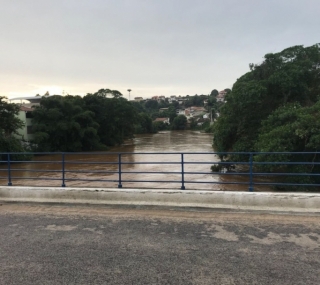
[159, 108, 169, 113]
[10, 95, 61, 142]
[216, 90, 227, 102]
[178, 97, 188, 105]
[176, 109, 185, 115]
[134, 97, 144, 102]
[190, 106, 206, 112]
[9, 96, 42, 107]
[15, 106, 34, 142]
[203, 113, 210, 119]
[182, 106, 206, 120]
[168, 96, 177, 103]
[153, 117, 170, 125]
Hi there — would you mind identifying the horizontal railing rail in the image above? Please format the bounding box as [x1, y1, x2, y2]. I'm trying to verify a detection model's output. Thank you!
[0, 152, 320, 191]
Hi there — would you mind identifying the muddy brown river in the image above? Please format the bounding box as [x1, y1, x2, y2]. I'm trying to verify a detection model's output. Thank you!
[0, 131, 270, 191]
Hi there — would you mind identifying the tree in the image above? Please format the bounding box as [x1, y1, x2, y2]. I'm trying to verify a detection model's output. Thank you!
[94, 88, 123, 98]
[32, 95, 102, 151]
[166, 105, 177, 123]
[0, 96, 24, 137]
[145, 99, 158, 110]
[135, 113, 154, 134]
[153, 121, 168, 131]
[131, 101, 146, 113]
[171, 115, 187, 130]
[185, 95, 204, 107]
[189, 117, 197, 129]
[210, 89, 219, 96]
[213, 43, 320, 155]
[0, 96, 27, 157]
[83, 89, 138, 146]
[254, 102, 320, 188]
[212, 43, 320, 190]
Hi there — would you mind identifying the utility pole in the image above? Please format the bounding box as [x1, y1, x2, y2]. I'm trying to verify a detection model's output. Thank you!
[127, 89, 132, 101]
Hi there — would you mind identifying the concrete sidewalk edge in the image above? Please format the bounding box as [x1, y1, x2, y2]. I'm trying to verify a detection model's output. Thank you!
[1, 187, 320, 213]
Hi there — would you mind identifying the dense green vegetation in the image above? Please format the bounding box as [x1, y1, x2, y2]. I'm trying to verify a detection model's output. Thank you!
[32, 89, 214, 151]
[1, 87, 217, 154]
[212, 43, 320, 189]
[171, 115, 188, 130]
[32, 89, 144, 151]
[0, 96, 29, 160]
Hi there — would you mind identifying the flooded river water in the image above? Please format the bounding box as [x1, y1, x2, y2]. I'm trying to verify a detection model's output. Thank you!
[0, 131, 270, 191]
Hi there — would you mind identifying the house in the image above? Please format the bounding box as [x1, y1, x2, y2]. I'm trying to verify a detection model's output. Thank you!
[10, 95, 60, 142]
[197, 117, 205, 126]
[168, 96, 177, 103]
[203, 113, 210, 119]
[15, 106, 35, 142]
[153, 117, 170, 125]
[149, 95, 166, 102]
[177, 96, 188, 105]
[176, 109, 185, 115]
[190, 106, 206, 112]
[183, 106, 206, 119]
[159, 108, 169, 113]
[134, 97, 144, 102]
[9, 95, 42, 108]
[216, 90, 227, 102]
[219, 90, 227, 97]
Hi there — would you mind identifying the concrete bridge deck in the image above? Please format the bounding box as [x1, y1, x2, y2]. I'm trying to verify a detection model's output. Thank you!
[0, 203, 320, 285]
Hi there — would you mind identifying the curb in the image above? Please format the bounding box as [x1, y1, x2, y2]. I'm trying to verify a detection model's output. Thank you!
[1, 187, 320, 213]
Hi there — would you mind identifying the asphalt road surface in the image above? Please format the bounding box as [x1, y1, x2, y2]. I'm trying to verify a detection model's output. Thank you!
[0, 204, 320, 285]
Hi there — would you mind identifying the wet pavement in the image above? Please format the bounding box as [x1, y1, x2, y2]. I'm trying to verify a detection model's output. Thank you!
[0, 204, 320, 285]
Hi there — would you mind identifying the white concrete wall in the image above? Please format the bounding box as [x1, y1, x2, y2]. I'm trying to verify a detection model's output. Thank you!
[1, 187, 320, 213]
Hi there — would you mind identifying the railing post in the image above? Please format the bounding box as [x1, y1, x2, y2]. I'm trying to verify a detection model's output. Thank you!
[181, 153, 185, 190]
[62, 153, 66, 187]
[249, 153, 253, 192]
[118, 153, 122, 188]
[7, 153, 12, 186]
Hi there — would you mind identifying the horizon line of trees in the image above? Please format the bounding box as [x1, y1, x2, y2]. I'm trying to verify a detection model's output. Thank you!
[1, 88, 221, 154]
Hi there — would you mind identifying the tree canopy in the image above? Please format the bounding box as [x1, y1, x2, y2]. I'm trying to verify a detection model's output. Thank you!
[213, 44, 320, 154]
[210, 89, 219, 96]
[0, 96, 24, 137]
[32, 90, 141, 151]
[0, 96, 25, 156]
[171, 115, 187, 130]
[212, 43, 320, 189]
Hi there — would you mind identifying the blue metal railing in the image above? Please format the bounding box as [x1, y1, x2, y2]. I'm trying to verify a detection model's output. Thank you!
[0, 152, 320, 191]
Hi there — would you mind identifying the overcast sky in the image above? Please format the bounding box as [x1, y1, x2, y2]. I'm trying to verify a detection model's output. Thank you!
[1, 0, 319, 99]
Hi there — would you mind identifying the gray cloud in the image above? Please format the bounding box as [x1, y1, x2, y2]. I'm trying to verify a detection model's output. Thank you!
[1, 0, 319, 98]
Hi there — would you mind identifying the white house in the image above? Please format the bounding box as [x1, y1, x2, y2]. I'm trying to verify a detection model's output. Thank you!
[14, 106, 34, 142]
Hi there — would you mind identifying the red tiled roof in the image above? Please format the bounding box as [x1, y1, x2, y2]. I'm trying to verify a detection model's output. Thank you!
[154, 118, 168, 122]
[20, 106, 33, 112]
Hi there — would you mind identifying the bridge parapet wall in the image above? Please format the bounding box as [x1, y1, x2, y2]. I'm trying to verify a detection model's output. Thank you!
[1, 187, 320, 213]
